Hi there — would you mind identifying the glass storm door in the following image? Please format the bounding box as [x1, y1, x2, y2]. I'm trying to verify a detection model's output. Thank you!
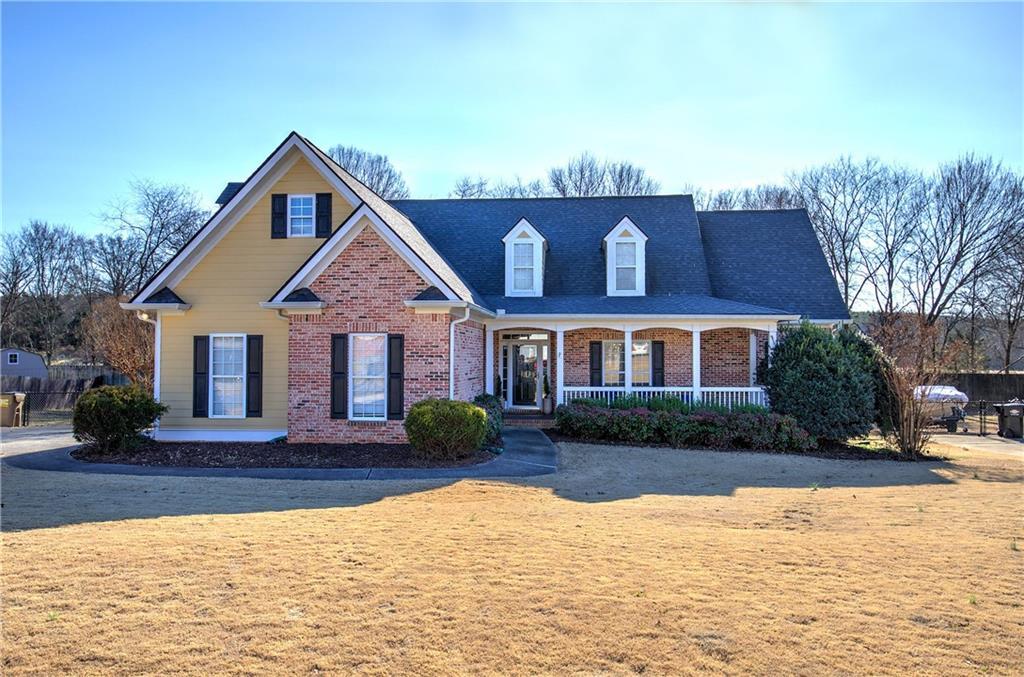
[513, 344, 538, 406]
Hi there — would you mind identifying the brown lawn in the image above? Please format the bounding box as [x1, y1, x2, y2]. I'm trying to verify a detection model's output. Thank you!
[2, 440, 1022, 675]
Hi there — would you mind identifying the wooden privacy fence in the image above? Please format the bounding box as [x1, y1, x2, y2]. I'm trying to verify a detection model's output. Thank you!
[46, 365, 128, 384]
[938, 373, 1024, 403]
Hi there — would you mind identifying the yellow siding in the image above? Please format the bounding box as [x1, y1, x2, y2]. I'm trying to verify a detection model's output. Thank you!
[159, 155, 355, 429]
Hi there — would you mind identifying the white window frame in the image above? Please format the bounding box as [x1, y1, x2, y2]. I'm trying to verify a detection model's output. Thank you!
[601, 339, 652, 387]
[604, 216, 647, 296]
[501, 218, 545, 297]
[288, 194, 316, 238]
[348, 333, 388, 422]
[7, 353, 18, 365]
[208, 333, 246, 419]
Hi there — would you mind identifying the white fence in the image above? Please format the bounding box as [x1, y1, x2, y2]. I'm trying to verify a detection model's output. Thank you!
[559, 386, 767, 409]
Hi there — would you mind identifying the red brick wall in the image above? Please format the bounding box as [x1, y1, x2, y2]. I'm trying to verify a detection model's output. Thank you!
[701, 328, 752, 387]
[453, 320, 485, 401]
[288, 228, 450, 443]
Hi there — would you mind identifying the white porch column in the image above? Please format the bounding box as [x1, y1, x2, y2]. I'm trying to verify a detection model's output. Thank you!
[768, 327, 779, 365]
[692, 329, 702, 403]
[485, 327, 495, 394]
[749, 330, 758, 386]
[623, 328, 633, 394]
[555, 328, 565, 406]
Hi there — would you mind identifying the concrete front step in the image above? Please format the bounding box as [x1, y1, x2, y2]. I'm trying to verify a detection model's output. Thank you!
[505, 416, 556, 429]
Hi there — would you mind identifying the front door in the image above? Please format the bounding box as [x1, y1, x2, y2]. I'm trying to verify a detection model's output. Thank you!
[512, 344, 539, 406]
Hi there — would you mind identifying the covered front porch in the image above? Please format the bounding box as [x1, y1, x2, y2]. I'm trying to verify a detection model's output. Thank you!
[484, 320, 780, 411]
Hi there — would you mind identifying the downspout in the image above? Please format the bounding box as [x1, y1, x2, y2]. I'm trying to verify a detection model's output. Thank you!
[449, 306, 471, 399]
[135, 311, 160, 435]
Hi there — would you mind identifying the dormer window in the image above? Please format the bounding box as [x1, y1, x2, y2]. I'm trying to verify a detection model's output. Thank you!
[502, 218, 545, 296]
[604, 217, 647, 296]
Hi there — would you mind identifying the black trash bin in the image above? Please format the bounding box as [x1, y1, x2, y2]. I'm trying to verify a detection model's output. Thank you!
[992, 400, 1023, 439]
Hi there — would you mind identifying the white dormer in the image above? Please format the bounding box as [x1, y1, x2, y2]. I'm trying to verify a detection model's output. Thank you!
[502, 218, 546, 297]
[604, 216, 647, 296]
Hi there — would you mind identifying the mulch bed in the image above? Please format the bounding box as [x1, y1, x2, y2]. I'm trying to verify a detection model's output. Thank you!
[543, 430, 937, 462]
[72, 439, 497, 469]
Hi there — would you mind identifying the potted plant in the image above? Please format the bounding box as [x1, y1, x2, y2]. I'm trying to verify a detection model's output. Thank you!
[542, 372, 553, 414]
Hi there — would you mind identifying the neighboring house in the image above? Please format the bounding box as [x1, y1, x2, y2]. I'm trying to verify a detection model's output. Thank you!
[1, 349, 48, 380]
[123, 132, 848, 442]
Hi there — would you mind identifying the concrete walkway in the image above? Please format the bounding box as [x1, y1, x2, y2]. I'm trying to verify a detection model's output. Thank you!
[0, 427, 558, 480]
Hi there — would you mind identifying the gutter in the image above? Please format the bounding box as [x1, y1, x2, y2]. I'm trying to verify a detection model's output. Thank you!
[449, 306, 472, 399]
[403, 299, 497, 317]
[120, 302, 191, 313]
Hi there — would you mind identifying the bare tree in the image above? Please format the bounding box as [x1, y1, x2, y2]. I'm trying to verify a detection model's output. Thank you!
[80, 296, 155, 390]
[450, 176, 491, 199]
[0, 230, 30, 341]
[906, 155, 1024, 327]
[103, 180, 208, 295]
[983, 247, 1024, 372]
[605, 161, 660, 196]
[326, 145, 410, 199]
[488, 177, 549, 198]
[549, 152, 607, 197]
[791, 157, 881, 308]
[737, 184, 803, 210]
[18, 221, 85, 362]
[92, 234, 145, 297]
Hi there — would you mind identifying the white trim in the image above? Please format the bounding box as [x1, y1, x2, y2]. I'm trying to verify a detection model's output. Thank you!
[555, 329, 565, 407]
[272, 205, 460, 303]
[152, 428, 286, 442]
[7, 353, 18, 365]
[259, 301, 325, 312]
[154, 314, 161, 402]
[130, 133, 361, 304]
[502, 218, 545, 297]
[348, 333, 388, 422]
[604, 217, 648, 297]
[209, 333, 246, 420]
[599, 338, 652, 388]
[748, 330, 758, 387]
[692, 329, 702, 402]
[449, 306, 471, 399]
[287, 194, 316, 238]
[403, 300, 496, 317]
[120, 302, 191, 314]
[485, 328, 495, 395]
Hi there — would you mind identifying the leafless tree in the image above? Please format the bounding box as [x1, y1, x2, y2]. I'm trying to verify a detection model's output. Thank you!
[737, 184, 803, 210]
[80, 296, 155, 390]
[982, 247, 1024, 372]
[906, 155, 1024, 327]
[605, 161, 660, 196]
[488, 177, 549, 198]
[791, 157, 881, 308]
[91, 234, 144, 297]
[326, 145, 410, 199]
[0, 231, 30, 339]
[103, 180, 208, 295]
[450, 176, 490, 199]
[549, 152, 607, 197]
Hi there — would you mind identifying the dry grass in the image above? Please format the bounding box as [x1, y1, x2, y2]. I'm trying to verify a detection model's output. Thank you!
[3, 441, 1022, 675]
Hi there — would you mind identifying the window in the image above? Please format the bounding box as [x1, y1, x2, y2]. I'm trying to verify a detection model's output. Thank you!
[601, 340, 652, 386]
[350, 334, 387, 421]
[210, 335, 245, 418]
[513, 242, 534, 291]
[502, 218, 545, 296]
[288, 195, 315, 237]
[7, 353, 18, 365]
[604, 217, 647, 296]
[615, 242, 637, 291]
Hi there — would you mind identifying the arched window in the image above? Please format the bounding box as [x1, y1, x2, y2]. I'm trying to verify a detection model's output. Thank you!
[604, 216, 647, 296]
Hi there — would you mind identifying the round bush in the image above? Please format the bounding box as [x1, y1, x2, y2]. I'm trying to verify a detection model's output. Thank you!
[404, 399, 488, 460]
[761, 322, 875, 444]
[73, 385, 167, 452]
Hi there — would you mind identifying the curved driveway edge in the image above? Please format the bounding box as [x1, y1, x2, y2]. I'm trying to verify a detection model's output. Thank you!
[1, 427, 557, 481]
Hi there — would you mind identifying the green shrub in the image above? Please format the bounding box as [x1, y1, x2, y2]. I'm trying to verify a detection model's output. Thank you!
[760, 322, 875, 444]
[555, 403, 816, 452]
[73, 385, 167, 452]
[473, 393, 504, 445]
[404, 398, 488, 460]
[835, 327, 899, 433]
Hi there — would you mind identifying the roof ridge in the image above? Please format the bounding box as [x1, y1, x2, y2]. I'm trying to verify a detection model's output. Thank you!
[391, 194, 695, 203]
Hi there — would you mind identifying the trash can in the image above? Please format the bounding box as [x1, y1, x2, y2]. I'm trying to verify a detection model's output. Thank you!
[0, 392, 27, 427]
[992, 400, 1023, 439]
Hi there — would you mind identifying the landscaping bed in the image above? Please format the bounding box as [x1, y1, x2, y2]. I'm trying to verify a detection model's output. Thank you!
[72, 439, 497, 469]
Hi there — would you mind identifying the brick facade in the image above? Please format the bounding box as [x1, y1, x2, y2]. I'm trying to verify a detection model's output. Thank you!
[288, 228, 450, 443]
[453, 320, 485, 401]
[700, 328, 752, 387]
[563, 328, 695, 387]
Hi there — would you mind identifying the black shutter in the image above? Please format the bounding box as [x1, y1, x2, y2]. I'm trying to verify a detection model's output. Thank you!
[315, 193, 332, 238]
[246, 335, 263, 418]
[192, 335, 209, 417]
[652, 341, 665, 387]
[271, 194, 287, 239]
[387, 334, 405, 420]
[589, 341, 603, 387]
[330, 334, 348, 419]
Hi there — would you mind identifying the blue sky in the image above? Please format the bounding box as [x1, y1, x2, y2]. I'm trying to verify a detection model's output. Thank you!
[3, 2, 1021, 235]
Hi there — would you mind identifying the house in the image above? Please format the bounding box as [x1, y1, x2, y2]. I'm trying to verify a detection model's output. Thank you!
[1, 349, 48, 380]
[122, 132, 848, 443]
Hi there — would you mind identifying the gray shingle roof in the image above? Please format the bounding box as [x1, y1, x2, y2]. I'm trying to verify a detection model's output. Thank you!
[142, 287, 186, 304]
[282, 287, 321, 303]
[215, 182, 244, 205]
[697, 210, 849, 320]
[390, 196, 847, 319]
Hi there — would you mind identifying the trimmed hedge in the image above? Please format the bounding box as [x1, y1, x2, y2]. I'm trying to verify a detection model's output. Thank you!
[404, 398, 488, 460]
[473, 393, 504, 445]
[555, 403, 816, 452]
[73, 385, 167, 452]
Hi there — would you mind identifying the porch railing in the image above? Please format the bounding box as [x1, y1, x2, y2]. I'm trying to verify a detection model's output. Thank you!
[559, 386, 767, 409]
